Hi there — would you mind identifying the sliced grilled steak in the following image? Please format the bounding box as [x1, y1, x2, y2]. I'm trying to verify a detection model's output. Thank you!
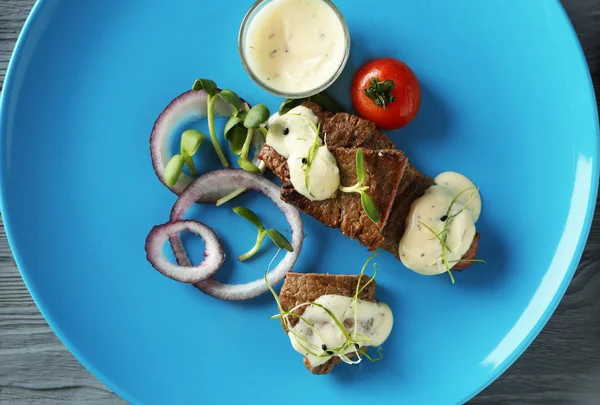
[259, 144, 290, 183]
[280, 147, 407, 249]
[259, 102, 480, 268]
[304, 101, 395, 150]
[381, 163, 435, 256]
[279, 272, 376, 374]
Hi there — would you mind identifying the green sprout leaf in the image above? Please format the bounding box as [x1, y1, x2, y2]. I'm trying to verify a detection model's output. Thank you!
[360, 191, 380, 223]
[232, 206, 263, 229]
[355, 149, 365, 184]
[217, 89, 241, 116]
[224, 123, 247, 155]
[265, 229, 293, 252]
[191, 78, 217, 96]
[279, 98, 303, 115]
[164, 154, 185, 187]
[233, 207, 292, 261]
[224, 113, 246, 135]
[237, 157, 261, 173]
[180, 129, 206, 157]
[339, 148, 380, 224]
[244, 104, 270, 129]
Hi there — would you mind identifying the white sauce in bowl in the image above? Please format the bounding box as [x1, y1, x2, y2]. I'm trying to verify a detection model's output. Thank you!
[399, 172, 481, 275]
[244, 0, 348, 94]
[288, 294, 393, 367]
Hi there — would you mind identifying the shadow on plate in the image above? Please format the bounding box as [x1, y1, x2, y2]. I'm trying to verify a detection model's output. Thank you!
[392, 82, 452, 148]
[454, 216, 508, 288]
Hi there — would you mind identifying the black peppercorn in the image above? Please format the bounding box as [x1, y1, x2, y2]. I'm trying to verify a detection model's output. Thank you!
[326, 350, 334, 355]
[321, 344, 327, 351]
[283, 127, 289, 135]
[301, 157, 307, 164]
[354, 343, 359, 349]
[440, 215, 448, 222]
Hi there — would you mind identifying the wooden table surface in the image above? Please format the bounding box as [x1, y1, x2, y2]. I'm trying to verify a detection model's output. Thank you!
[1, 0, 600, 404]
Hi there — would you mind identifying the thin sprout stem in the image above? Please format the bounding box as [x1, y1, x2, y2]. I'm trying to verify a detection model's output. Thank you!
[429, 228, 448, 241]
[339, 185, 360, 193]
[207, 95, 230, 168]
[419, 221, 452, 252]
[448, 258, 487, 264]
[447, 268, 455, 284]
[360, 347, 383, 362]
[238, 230, 266, 261]
[240, 128, 254, 160]
[183, 155, 197, 176]
[216, 188, 246, 206]
[281, 311, 328, 346]
[446, 192, 476, 222]
[264, 249, 284, 313]
[309, 302, 353, 341]
[351, 251, 380, 339]
[215, 150, 267, 206]
[356, 269, 377, 297]
[445, 187, 476, 217]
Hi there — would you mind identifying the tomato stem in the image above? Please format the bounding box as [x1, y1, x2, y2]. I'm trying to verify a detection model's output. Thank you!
[364, 78, 396, 109]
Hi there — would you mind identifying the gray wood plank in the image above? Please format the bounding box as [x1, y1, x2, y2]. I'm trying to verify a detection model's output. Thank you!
[0, 0, 599, 404]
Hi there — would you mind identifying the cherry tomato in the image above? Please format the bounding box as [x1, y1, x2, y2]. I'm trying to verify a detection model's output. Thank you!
[351, 58, 421, 130]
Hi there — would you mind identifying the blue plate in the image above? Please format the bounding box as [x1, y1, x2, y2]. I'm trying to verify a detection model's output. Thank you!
[1, 0, 598, 404]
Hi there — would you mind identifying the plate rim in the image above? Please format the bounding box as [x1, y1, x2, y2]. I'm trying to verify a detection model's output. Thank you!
[0, 0, 598, 404]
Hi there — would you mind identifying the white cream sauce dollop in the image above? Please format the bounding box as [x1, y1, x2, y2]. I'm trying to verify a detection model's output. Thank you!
[288, 294, 394, 367]
[266, 106, 340, 201]
[399, 172, 481, 275]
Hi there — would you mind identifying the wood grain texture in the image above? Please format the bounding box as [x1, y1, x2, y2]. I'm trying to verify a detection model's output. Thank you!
[0, 0, 599, 404]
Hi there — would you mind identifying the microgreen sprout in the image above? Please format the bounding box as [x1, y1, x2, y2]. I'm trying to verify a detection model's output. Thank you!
[164, 129, 206, 186]
[233, 206, 292, 261]
[222, 104, 269, 174]
[264, 251, 385, 365]
[192, 79, 238, 168]
[418, 187, 486, 284]
[218, 104, 270, 205]
[339, 149, 380, 223]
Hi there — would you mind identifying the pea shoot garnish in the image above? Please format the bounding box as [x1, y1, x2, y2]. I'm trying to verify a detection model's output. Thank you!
[265, 251, 385, 365]
[419, 187, 486, 284]
[164, 129, 206, 186]
[223, 103, 270, 174]
[233, 206, 293, 261]
[192, 79, 241, 168]
[339, 149, 380, 223]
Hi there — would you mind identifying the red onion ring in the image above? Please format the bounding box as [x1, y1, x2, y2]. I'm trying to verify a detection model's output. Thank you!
[169, 169, 304, 300]
[150, 89, 265, 196]
[145, 220, 225, 284]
